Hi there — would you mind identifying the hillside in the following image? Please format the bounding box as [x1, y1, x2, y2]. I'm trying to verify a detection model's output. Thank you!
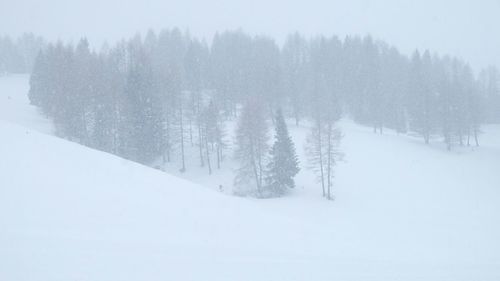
[1, 74, 500, 280]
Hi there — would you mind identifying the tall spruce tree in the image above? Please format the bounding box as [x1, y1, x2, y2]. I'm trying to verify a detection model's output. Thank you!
[265, 109, 300, 196]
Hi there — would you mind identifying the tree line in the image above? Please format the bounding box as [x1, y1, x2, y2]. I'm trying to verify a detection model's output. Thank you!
[28, 29, 499, 198]
[0, 33, 45, 74]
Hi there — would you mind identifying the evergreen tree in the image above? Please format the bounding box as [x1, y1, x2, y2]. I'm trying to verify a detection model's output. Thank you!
[265, 109, 300, 196]
[281, 33, 309, 126]
[479, 66, 500, 123]
[28, 50, 48, 107]
[26, 30, 494, 196]
[408, 50, 438, 144]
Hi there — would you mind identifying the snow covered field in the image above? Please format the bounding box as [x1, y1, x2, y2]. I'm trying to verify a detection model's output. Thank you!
[1, 74, 500, 280]
[0, 74, 53, 134]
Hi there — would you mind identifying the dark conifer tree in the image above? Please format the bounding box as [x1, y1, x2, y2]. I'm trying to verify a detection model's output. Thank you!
[265, 109, 300, 196]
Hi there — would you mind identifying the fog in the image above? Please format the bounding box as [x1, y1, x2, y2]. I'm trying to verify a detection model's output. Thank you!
[2, 1, 500, 280]
[1, 0, 499, 70]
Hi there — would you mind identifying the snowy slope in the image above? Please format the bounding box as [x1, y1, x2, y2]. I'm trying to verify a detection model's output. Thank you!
[0, 121, 317, 281]
[0, 74, 53, 134]
[1, 75, 500, 281]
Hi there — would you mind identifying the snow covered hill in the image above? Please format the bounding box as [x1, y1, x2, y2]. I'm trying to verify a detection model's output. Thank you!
[1, 74, 500, 281]
[0, 74, 53, 134]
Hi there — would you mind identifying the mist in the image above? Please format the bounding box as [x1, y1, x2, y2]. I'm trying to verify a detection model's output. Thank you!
[2, 0, 499, 70]
[1, 1, 500, 280]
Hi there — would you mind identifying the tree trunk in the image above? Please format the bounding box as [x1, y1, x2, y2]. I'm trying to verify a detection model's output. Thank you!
[216, 142, 221, 169]
[198, 124, 204, 167]
[474, 128, 479, 146]
[256, 144, 264, 192]
[179, 104, 186, 173]
[166, 113, 171, 162]
[249, 138, 261, 196]
[189, 118, 193, 146]
[326, 123, 332, 200]
[205, 133, 212, 175]
[196, 95, 204, 166]
[317, 120, 325, 197]
[467, 128, 471, 146]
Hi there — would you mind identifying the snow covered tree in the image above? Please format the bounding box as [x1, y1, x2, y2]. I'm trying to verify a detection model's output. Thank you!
[305, 57, 343, 200]
[28, 49, 49, 107]
[378, 46, 408, 134]
[408, 50, 438, 144]
[71, 38, 94, 145]
[26, 30, 495, 185]
[306, 119, 343, 200]
[478, 66, 500, 123]
[184, 39, 209, 166]
[120, 40, 158, 163]
[201, 99, 226, 174]
[209, 31, 253, 117]
[265, 109, 300, 196]
[281, 33, 309, 126]
[234, 99, 269, 197]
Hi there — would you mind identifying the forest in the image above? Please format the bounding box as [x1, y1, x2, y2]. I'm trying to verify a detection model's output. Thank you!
[5, 29, 499, 197]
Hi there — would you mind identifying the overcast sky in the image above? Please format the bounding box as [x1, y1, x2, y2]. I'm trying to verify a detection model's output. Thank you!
[1, 0, 499, 71]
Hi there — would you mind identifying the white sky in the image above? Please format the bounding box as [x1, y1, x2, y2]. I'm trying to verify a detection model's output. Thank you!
[1, 0, 499, 71]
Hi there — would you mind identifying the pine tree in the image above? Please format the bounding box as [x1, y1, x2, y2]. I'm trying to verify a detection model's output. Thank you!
[265, 109, 300, 196]
[28, 50, 48, 107]
[408, 50, 438, 144]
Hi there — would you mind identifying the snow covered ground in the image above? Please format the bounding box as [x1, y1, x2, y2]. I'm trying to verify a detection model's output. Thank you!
[0, 74, 53, 134]
[1, 74, 500, 280]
